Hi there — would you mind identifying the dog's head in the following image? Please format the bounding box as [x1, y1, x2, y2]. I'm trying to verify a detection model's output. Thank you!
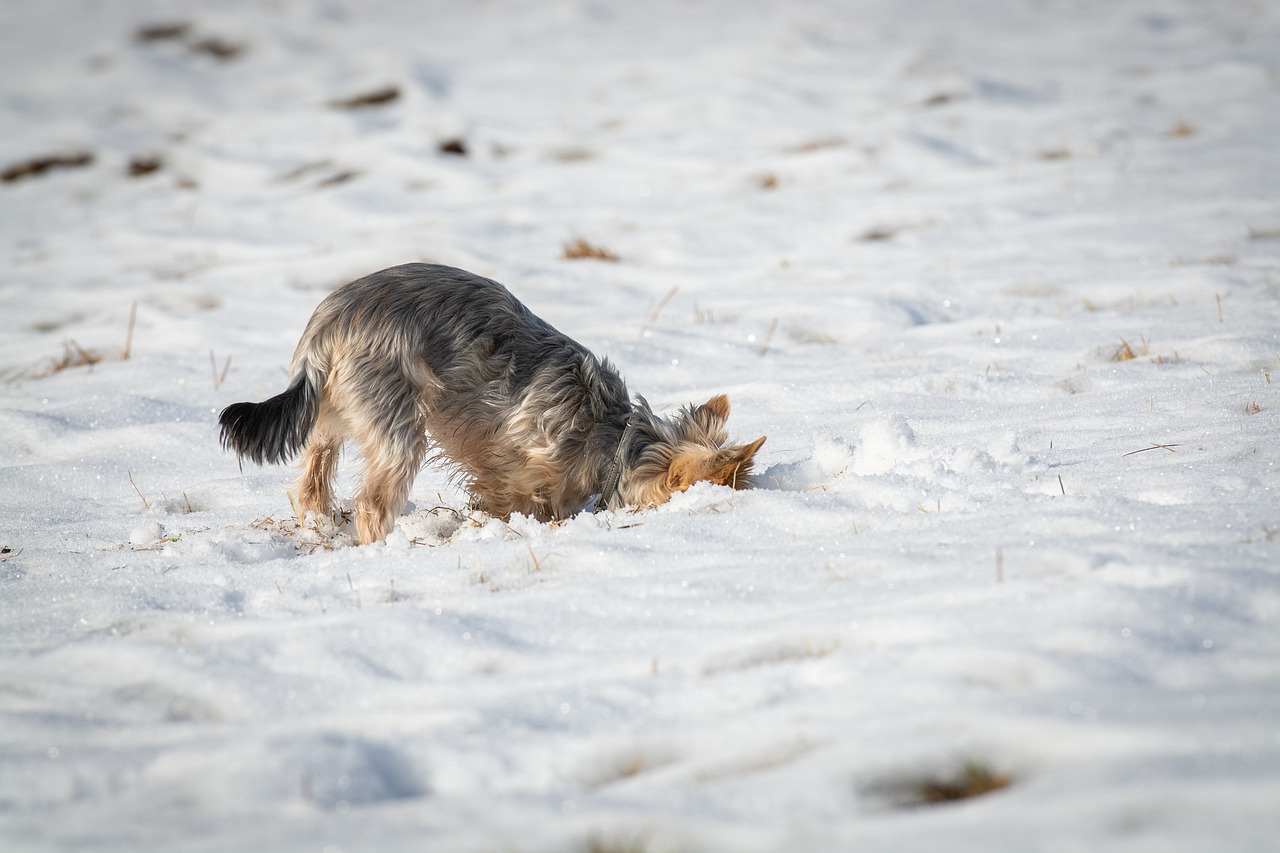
[620, 394, 766, 508]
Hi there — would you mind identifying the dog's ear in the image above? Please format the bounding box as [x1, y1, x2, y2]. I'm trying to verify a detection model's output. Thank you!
[665, 453, 702, 493]
[711, 435, 766, 489]
[689, 394, 731, 441]
[702, 394, 731, 421]
[665, 434, 764, 494]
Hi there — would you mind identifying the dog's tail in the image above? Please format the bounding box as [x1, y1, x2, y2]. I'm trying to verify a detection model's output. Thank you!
[219, 359, 323, 466]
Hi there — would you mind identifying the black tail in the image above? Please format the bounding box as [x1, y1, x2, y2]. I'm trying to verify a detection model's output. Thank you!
[219, 374, 319, 466]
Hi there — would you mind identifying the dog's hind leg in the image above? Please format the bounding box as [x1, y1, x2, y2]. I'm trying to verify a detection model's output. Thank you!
[294, 418, 343, 522]
[345, 381, 428, 544]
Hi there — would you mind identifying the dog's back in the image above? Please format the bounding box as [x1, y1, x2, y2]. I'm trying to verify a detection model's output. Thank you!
[298, 264, 557, 393]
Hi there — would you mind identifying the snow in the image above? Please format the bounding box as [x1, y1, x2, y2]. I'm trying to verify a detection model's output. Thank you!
[2, 0, 1278, 850]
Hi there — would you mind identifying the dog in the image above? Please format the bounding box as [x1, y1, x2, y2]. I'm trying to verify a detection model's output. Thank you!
[219, 263, 765, 544]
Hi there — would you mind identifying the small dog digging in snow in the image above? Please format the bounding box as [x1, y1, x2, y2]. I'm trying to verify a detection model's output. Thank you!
[220, 263, 766, 544]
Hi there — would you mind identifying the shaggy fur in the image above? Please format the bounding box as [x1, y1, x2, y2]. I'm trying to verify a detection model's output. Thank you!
[220, 263, 765, 544]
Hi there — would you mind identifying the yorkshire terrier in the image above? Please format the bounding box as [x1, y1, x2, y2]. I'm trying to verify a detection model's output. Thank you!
[220, 263, 765, 544]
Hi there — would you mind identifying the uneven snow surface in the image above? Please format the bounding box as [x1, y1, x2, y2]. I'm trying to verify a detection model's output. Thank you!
[2, 1, 1278, 851]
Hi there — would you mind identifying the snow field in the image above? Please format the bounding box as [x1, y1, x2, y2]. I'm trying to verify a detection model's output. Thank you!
[2, 1, 1278, 851]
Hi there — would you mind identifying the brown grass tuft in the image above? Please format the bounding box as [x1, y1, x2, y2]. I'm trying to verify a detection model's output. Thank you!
[128, 155, 163, 177]
[316, 170, 359, 188]
[42, 339, 103, 376]
[188, 37, 244, 62]
[866, 760, 1014, 810]
[135, 22, 243, 61]
[330, 85, 401, 109]
[3, 152, 94, 183]
[922, 92, 964, 108]
[136, 22, 191, 42]
[1113, 337, 1150, 362]
[34, 303, 137, 378]
[438, 137, 468, 156]
[858, 226, 898, 242]
[913, 763, 1012, 804]
[562, 238, 619, 262]
[786, 137, 845, 154]
[553, 147, 595, 162]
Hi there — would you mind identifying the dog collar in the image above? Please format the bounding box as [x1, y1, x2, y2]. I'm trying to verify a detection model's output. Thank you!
[598, 415, 638, 511]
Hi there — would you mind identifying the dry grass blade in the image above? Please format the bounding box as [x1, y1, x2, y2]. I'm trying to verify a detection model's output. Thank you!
[1122, 443, 1180, 457]
[210, 350, 232, 389]
[128, 470, 150, 510]
[759, 318, 779, 357]
[647, 285, 678, 323]
[122, 302, 137, 360]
